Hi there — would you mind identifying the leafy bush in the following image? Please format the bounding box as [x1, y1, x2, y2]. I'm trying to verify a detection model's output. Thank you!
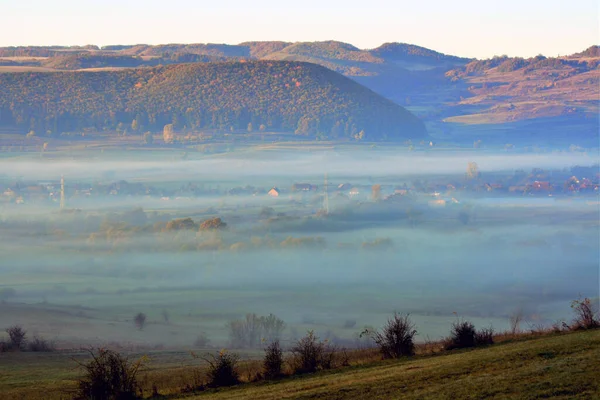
[446, 319, 476, 350]
[74, 348, 145, 400]
[201, 350, 240, 387]
[362, 313, 416, 358]
[446, 319, 494, 349]
[134, 313, 147, 330]
[199, 217, 226, 231]
[263, 340, 284, 379]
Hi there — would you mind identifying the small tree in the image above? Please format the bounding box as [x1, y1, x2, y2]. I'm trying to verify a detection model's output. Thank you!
[362, 313, 417, 358]
[290, 330, 334, 374]
[163, 124, 174, 144]
[6, 325, 27, 350]
[457, 211, 470, 225]
[134, 313, 147, 330]
[75, 348, 145, 400]
[143, 131, 153, 145]
[263, 340, 284, 379]
[466, 162, 480, 180]
[371, 184, 382, 201]
[262, 314, 286, 343]
[509, 307, 524, 335]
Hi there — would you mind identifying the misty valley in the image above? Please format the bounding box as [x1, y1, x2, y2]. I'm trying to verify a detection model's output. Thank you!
[1, 147, 598, 351]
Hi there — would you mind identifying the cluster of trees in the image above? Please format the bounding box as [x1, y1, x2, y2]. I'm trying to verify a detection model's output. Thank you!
[0, 61, 425, 141]
[40, 53, 229, 70]
[449, 54, 599, 78]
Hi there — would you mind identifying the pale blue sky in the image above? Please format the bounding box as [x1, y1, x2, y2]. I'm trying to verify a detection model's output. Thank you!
[2, 0, 598, 58]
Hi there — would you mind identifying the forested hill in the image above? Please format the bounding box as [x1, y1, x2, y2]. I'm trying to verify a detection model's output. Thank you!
[0, 61, 426, 141]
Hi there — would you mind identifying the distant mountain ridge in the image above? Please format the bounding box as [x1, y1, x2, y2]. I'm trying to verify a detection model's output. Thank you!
[0, 42, 597, 144]
[0, 61, 426, 141]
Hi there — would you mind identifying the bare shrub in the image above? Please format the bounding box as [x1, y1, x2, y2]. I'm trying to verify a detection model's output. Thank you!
[509, 307, 524, 334]
[445, 319, 476, 350]
[228, 313, 285, 348]
[263, 340, 284, 379]
[551, 320, 569, 333]
[134, 313, 147, 330]
[74, 348, 145, 400]
[527, 321, 548, 334]
[199, 350, 240, 387]
[28, 336, 55, 352]
[475, 327, 494, 346]
[290, 330, 335, 374]
[262, 314, 286, 343]
[362, 313, 417, 358]
[570, 296, 599, 330]
[6, 325, 27, 351]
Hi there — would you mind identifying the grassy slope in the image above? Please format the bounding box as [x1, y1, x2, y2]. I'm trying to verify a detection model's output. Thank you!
[191, 330, 600, 400]
[0, 330, 598, 399]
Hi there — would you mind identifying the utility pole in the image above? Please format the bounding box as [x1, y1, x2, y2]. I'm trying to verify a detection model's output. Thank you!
[60, 175, 65, 210]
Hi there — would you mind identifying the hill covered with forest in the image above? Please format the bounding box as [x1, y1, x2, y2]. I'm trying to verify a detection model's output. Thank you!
[1, 42, 598, 145]
[0, 61, 426, 141]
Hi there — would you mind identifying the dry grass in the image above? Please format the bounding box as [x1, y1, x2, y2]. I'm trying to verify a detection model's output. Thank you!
[0, 327, 592, 399]
[191, 329, 600, 399]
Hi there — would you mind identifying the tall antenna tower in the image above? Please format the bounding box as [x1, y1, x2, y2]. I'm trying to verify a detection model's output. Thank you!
[323, 172, 329, 215]
[60, 175, 65, 210]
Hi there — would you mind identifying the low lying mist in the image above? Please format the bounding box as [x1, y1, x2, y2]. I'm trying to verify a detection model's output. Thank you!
[0, 148, 598, 349]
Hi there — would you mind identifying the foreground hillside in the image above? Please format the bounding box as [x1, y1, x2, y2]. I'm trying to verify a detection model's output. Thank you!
[193, 330, 600, 400]
[1, 330, 597, 399]
[0, 61, 426, 141]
